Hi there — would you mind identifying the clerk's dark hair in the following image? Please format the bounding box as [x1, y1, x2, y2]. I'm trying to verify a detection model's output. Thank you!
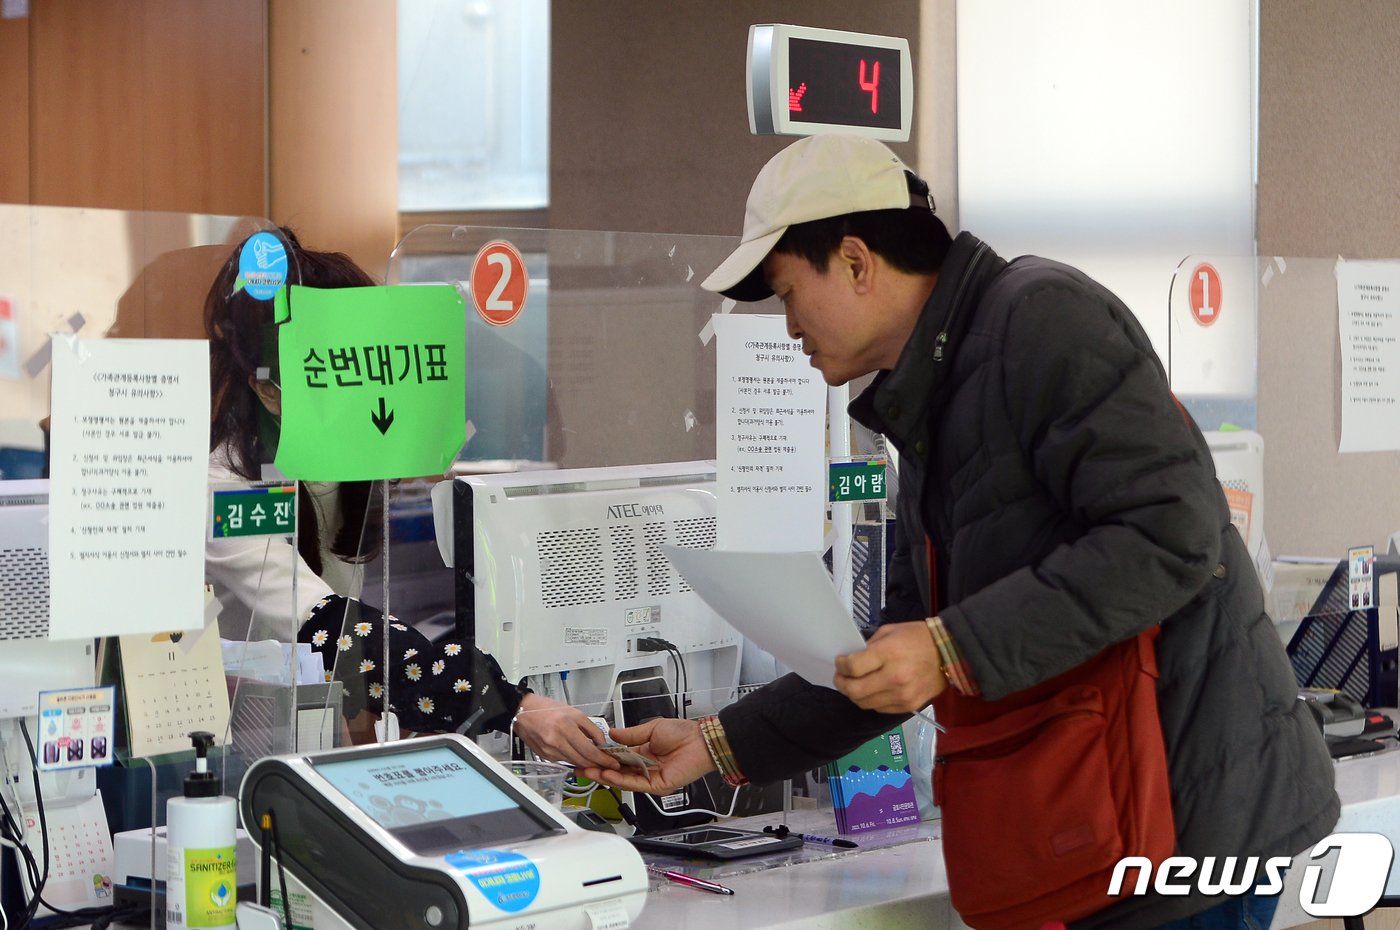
[205, 227, 381, 576]
[773, 170, 952, 273]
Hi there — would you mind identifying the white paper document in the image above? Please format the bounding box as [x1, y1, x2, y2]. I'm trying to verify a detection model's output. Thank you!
[48, 337, 210, 638]
[713, 314, 827, 551]
[1337, 260, 1400, 452]
[661, 545, 864, 688]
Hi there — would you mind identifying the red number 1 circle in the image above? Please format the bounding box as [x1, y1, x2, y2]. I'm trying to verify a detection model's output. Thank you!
[470, 240, 528, 327]
[1189, 262, 1221, 327]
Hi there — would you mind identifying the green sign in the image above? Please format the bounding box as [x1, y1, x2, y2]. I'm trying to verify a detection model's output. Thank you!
[828, 459, 887, 503]
[211, 485, 297, 539]
[274, 285, 467, 481]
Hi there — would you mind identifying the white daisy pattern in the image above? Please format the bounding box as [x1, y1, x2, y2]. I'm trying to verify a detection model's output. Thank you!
[298, 593, 525, 734]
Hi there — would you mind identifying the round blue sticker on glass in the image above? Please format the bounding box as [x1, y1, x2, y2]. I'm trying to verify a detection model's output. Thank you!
[445, 849, 540, 913]
[238, 231, 289, 300]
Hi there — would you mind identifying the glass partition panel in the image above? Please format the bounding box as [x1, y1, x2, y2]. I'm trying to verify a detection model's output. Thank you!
[1166, 254, 1260, 434]
[1169, 254, 1400, 563]
[380, 225, 797, 784]
[0, 206, 305, 906]
[0, 205, 269, 470]
[387, 224, 781, 470]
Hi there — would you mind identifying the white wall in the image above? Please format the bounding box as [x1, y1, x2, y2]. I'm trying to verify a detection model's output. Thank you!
[955, 0, 1256, 367]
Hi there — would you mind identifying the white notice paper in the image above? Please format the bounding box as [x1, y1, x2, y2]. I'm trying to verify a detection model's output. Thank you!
[661, 545, 864, 688]
[1337, 260, 1400, 452]
[713, 314, 827, 551]
[49, 337, 210, 638]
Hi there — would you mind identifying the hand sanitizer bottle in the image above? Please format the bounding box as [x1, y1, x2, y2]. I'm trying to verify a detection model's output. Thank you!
[166, 731, 237, 930]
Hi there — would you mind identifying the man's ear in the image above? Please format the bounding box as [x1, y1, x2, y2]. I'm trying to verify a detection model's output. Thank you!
[837, 236, 875, 294]
[248, 374, 282, 417]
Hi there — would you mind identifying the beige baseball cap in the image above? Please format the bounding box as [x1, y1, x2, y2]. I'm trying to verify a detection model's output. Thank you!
[701, 134, 917, 301]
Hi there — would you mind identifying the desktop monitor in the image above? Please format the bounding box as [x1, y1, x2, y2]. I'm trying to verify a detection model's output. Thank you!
[430, 462, 742, 717]
[0, 479, 98, 816]
[0, 480, 94, 718]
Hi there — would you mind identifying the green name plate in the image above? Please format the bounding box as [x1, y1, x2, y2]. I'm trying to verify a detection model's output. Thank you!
[828, 460, 887, 503]
[211, 485, 297, 539]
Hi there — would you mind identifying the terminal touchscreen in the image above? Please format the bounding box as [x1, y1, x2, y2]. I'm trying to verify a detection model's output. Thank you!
[312, 742, 564, 853]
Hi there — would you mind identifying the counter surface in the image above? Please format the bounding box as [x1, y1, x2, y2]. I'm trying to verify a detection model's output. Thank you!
[110, 741, 1400, 929]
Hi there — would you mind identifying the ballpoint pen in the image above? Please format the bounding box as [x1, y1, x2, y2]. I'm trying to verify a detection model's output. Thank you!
[645, 864, 735, 896]
[762, 824, 859, 849]
[795, 832, 858, 849]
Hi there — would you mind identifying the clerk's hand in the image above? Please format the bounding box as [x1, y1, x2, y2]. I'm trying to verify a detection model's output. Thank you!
[834, 620, 948, 714]
[577, 718, 716, 795]
[512, 693, 620, 771]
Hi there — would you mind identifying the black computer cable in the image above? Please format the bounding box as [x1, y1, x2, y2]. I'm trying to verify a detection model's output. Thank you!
[268, 808, 295, 930]
[3, 720, 121, 929]
[635, 637, 688, 719]
[604, 786, 638, 829]
[665, 646, 690, 718]
[24, 718, 121, 925]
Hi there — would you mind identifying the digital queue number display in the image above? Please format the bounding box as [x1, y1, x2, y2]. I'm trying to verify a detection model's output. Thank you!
[748, 24, 913, 142]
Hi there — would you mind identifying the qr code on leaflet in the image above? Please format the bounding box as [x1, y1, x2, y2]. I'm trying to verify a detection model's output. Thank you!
[888, 733, 903, 756]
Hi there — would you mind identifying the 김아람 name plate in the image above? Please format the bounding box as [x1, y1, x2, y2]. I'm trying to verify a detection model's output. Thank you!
[828, 459, 887, 503]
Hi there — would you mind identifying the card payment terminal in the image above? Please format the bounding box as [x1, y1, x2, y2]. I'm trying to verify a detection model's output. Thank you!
[239, 734, 647, 930]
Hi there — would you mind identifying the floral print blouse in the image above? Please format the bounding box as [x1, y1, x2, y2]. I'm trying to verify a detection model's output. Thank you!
[298, 594, 525, 734]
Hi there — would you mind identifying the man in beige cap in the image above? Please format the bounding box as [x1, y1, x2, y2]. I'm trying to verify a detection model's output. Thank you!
[583, 134, 1336, 930]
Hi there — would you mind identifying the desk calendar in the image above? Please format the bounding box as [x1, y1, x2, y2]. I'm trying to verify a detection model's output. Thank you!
[20, 791, 117, 913]
[117, 618, 230, 759]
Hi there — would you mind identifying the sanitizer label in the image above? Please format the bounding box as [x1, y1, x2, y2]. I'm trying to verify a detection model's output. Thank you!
[183, 846, 237, 928]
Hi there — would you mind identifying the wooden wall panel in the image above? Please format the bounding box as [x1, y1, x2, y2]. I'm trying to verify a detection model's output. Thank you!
[0, 15, 28, 204]
[29, 1, 145, 209]
[140, 0, 267, 216]
[268, 0, 398, 278]
[28, 0, 266, 216]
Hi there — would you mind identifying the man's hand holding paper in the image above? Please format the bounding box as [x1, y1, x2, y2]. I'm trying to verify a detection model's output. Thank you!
[834, 621, 948, 714]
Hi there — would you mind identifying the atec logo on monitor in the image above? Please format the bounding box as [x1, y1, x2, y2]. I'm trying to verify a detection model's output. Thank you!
[606, 503, 665, 520]
[1109, 833, 1394, 917]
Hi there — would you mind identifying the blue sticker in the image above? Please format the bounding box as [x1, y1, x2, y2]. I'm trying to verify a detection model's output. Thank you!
[238, 232, 289, 300]
[445, 849, 541, 913]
